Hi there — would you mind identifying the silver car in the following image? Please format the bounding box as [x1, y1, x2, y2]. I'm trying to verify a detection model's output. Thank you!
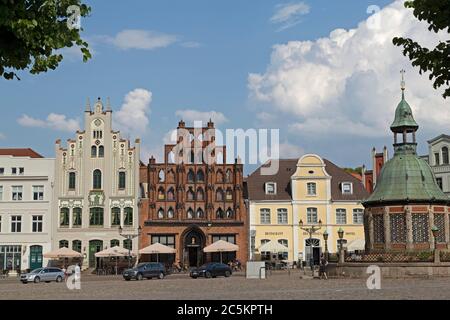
[20, 267, 65, 284]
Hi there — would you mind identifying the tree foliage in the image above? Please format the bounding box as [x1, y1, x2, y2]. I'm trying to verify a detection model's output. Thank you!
[393, 0, 450, 98]
[0, 0, 91, 80]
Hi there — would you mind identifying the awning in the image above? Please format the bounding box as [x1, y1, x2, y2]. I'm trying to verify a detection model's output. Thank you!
[43, 247, 82, 259]
[258, 240, 288, 253]
[139, 242, 176, 254]
[203, 240, 239, 253]
[95, 246, 131, 257]
[347, 239, 365, 251]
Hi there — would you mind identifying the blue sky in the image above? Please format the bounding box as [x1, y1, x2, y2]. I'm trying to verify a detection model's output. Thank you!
[2, 0, 447, 175]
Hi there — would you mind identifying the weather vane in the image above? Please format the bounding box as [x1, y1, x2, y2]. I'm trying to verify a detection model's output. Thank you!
[400, 69, 406, 91]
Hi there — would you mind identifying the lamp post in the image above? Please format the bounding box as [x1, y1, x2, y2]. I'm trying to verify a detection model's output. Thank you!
[299, 219, 322, 271]
[119, 225, 142, 268]
[337, 227, 344, 264]
[323, 230, 329, 261]
[431, 225, 439, 251]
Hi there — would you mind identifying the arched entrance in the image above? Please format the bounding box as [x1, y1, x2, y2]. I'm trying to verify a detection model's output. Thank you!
[305, 238, 321, 267]
[182, 227, 206, 267]
[89, 240, 103, 268]
[29, 245, 43, 270]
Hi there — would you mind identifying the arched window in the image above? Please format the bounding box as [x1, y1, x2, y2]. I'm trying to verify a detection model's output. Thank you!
[167, 187, 175, 201]
[89, 207, 104, 226]
[59, 240, 69, 248]
[98, 146, 104, 158]
[60, 208, 69, 227]
[216, 208, 225, 219]
[118, 172, 126, 189]
[443, 147, 449, 164]
[226, 169, 232, 183]
[110, 239, 120, 247]
[197, 169, 205, 182]
[72, 240, 81, 253]
[68, 172, 76, 190]
[187, 187, 195, 201]
[196, 208, 204, 219]
[72, 207, 82, 227]
[167, 207, 174, 219]
[158, 208, 164, 219]
[93, 169, 102, 189]
[226, 188, 233, 201]
[111, 207, 120, 226]
[216, 170, 224, 183]
[216, 188, 224, 201]
[196, 188, 205, 201]
[158, 187, 165, 200]
[187, 208, 194, 219]
[187, 169, 195, 182]
[91, 145, 97, 157]
[124, 207, 133, 226]
[158, 169, 165, 182]
[226, 208, 234, 219]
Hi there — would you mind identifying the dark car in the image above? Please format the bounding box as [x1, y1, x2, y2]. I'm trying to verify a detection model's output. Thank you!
[20, 267, 65, 284]
[123, 262, 166, 281]
[190, 263, 232, 279]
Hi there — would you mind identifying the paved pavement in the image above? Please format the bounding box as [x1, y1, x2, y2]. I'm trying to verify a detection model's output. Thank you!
[1, 270, 450, 300]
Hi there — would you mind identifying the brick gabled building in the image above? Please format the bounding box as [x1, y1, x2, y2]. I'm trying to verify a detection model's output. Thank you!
[139, 120, 248, 267]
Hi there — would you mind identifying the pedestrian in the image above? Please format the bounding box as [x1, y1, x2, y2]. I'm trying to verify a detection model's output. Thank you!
[319, 254, 328, 280]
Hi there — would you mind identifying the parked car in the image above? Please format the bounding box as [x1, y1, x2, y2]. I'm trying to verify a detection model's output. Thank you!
[190, 263, 232, 279]
[20, 267, 65, 284]
[123, 262, 166, 281]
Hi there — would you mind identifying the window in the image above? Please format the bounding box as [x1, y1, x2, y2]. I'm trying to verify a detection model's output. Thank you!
[336, 209, 347, 224]
[19, 167, 24, 175]
[69, 172, 76, 190]
[226, 208, 234, 218]
[187, 188, 195, 201]
[196, 188, 204, 201]
[260, 208, 271, 224]
[212, 235, 236, 244]
[265, 182, 276, 195]
[443, 147, 449, 165]
[118, 172, 126, 189]
[167, 188, 175, 201]
[197, 170, 205, 182]
[89, 207, 104, 226]
[157, 208, 164, 219]
[32, 215, 43, 232]
[307, 208, 318, 224]
[436, 177, 443, 190]
[226, 188, 233, 201]
[341, 182, 353, 195]
[278, 239, 289, 259]
[187, 170, 195, 182]
[216, 188, 224, 201]
[353, 209, 364, 224]
[59, 240, 69, 248]
[196, 208, 204, 219]
[0, 168, 3, 175]
[0, 186, 3, 200]
[226, 169, 232, 183]
[60, 208, 69, 227]
[91, 145, 97, 157]
[216, 208, 225, 219]
[158, 187, 165, 200]
[12, 186, 23, 201]
[111, 207, 120, 226]
[11, 167, 17, 175]
[307, 182, 316, 196]
[124, 207, 133, 226]
[93, 169, 102, 189]
[73, 208, 82, 227]
[167, 207, 174, 219]
[435, 153, 440, 165]
[98, 146, 104, 158]
[72, 240, 82, 253]
[11, 216, 21, 232]
[33, 185, 44, 201]
[123, 239, 132, 250]
[187, 208, 194, 219]
[151, 235, 175, 248]
[110, 239, 120, 248]
[277, 208, 288, 224]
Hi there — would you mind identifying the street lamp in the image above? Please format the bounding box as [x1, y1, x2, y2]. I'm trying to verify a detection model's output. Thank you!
[323, 230, 329, 261]
[299, 219, 322, 271]
[119, 225, 142, 268]
[337, 227, 344, 263]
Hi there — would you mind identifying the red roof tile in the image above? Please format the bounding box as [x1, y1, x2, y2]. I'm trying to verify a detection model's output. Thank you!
[0, 148, 43, 158]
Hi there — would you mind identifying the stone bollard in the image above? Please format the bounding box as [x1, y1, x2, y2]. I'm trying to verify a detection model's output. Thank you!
[339, 248, 345, 264]
[434, 249, 440, 264]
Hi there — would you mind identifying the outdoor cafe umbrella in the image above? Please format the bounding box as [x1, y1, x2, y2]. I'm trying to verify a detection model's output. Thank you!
[203, 240, 239, 264]
[139, 243, 176, 262]
[258, 240, 288, 254]
[95, 246, 131, 275]
[43, 247, 82, 259]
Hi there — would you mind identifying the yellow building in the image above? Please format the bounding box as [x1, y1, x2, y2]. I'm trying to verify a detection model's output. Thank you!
[246, 154, 368, 265]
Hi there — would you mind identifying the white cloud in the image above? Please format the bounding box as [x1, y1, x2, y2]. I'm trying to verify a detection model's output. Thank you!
[278, 141, 304, 158]
[114, 88, 152, 137]
[18, 113, 80, 132]
[174, 110, 228, 126]
[270, 2, 310, 31]
[250, 0, 450, 138]
[0, 133, 5, 140]
[105, 29, 178, 50]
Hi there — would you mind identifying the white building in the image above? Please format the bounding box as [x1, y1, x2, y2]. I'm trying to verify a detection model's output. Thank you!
[0, 149, 54, 272]
[422, 134, 450, 196]
[53, 98, 141, 269]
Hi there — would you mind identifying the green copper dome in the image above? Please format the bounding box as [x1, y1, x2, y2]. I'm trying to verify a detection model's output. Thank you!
[390, 93, 418, 132]
[364, 88, 449, 206]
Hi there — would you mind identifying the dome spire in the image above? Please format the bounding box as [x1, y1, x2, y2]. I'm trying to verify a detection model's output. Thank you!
[400, 69, 406, 99]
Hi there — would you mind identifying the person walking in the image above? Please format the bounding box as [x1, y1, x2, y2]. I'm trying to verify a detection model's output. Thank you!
[319, 254, 328, 280]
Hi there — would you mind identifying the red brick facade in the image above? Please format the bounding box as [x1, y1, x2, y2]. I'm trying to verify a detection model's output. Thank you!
[139, 120, 248, 267]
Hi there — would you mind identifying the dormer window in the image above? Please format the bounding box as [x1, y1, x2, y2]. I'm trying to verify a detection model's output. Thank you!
[307, 182, 316, 196]
[265, 182, 277, 195]
[341, 182, 353, 195]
